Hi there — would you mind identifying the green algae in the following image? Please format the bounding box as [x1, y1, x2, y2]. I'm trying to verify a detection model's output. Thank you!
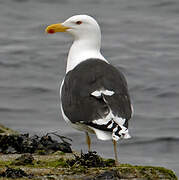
[0, 157, 68, 169]
[35, 149, 47, 155]
[103, 158, 115, 167]
[35, 158, 68, 168]
[0, 160, 12, 167]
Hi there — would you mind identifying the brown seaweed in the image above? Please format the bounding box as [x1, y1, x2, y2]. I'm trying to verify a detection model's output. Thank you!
[0, 133, 72, 154]
[67, 151, 115, 168]
[0, 167, 33, 179]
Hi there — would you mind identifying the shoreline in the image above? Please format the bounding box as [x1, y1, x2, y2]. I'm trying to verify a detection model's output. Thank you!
[0, 124, 177, 180]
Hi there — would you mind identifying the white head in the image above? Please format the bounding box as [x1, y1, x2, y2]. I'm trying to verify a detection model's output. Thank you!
[63, 15, 101, 41]
[46, 15, 107, 72]
[46, 14, 101, 45]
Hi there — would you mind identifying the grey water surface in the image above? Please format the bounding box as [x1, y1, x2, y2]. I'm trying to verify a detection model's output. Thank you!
[0, 0, 179, 176]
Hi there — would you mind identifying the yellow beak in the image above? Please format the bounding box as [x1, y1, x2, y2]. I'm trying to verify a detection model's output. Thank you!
[45, 23, 70, 34]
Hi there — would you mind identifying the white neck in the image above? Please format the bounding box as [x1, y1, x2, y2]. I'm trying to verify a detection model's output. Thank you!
[66, 36, 108, 73]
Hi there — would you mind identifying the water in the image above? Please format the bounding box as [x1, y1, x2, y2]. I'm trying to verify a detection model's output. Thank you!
[0, 0, 179, 176]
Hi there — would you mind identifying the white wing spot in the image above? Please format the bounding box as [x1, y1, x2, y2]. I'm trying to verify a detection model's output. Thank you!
[91, 89, 114, 98]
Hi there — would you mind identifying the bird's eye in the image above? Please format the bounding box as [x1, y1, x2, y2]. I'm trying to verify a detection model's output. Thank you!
[76, 21, 82, 25]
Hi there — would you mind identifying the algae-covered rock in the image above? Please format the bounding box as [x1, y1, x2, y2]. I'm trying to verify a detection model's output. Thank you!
[0, 151, 177, 180]
[0, 126, 177, 179]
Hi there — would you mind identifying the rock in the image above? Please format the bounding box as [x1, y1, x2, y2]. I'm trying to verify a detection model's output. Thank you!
[12, 153, 34, 165]
[89, 170, 119, 180]
[0, 151, 177, 180]
[0, 124, 18, 135]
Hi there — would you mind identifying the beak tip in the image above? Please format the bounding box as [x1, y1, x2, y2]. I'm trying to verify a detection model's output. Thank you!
[46, 29, 55, 34]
